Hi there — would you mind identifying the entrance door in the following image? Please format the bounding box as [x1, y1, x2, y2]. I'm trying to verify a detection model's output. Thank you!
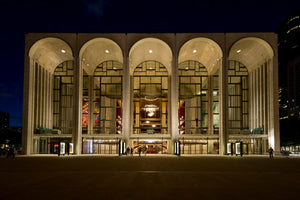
[132, 140, 168, 154]
[94, 143, 118, 154]
[181, 143, 208, 154]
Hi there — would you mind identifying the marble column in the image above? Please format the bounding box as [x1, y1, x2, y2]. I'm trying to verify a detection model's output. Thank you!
[171, 54, 179, 153]
[122, 56, 130, 143]
[219, 58, 228, 155]
[73, 58, 82, 155]
[22, 58, 36, 155]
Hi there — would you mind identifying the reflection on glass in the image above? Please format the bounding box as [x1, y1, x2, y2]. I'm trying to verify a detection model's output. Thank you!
[228, 61, 249, 134]
[92, 61, 123, 134]
[53, 61, 74, 134]
[179, 61, 208, 134]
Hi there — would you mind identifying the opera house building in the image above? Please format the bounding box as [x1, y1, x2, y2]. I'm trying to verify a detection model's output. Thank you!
[22, 33, 280, 155]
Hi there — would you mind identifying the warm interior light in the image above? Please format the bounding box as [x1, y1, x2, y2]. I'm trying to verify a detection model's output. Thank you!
[146, 121, 150, 123]
[148, 112, 155, 117]
[237, 49, 241, 53]
[149, 50, 153, 53]
[87, 64, 90, 66]
[193, 49, 197, 53]
[143, 104, 158, 112]
[61, 49, 66, 53]
[152, 124, 156, 127]
[105, 50, 110, 53]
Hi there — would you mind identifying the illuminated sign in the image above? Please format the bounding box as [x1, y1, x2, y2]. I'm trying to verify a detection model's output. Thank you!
[69, 143, 73, 154]
[227, 143, 232, 154]
[60, 142, 65, 155]
[235, 142, 241, 155]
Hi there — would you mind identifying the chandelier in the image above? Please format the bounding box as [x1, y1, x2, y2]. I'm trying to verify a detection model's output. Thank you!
[142, 104, 159, 117]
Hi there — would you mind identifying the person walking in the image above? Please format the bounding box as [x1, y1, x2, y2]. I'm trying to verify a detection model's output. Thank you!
[269, 147, 274, 158]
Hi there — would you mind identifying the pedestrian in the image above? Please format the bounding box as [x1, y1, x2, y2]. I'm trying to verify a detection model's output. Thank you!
[130, 147, 133, 156]
[67, 143, 70, 155]
[138, 147, 141, 156]
[58, 146, 60, 156]
[6, 147, 15, 159]
[269, 147, 274, 158]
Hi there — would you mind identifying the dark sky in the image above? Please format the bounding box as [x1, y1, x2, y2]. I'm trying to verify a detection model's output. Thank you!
[0, 0, 299, 126]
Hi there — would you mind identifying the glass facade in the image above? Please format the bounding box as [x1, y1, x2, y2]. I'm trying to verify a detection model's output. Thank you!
[212, 71, 219, 134]
[82, 139, 119, 154]
[53, 61, 74, 134]
[133, 61, 168, 134]
[228, 60, 249, 134]
[178, 61, 208, 134]
[82, 70, 89, 134]
[180, 139, 219, 154]
[81, 61, 123, 135]
[93, 61, 123, 134]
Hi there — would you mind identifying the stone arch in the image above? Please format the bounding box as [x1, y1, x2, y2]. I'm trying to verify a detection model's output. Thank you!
[29, 37, 74, 73]
[228, 37, 274, 72]
[79, 38, 123, 75]
[178, 37, 223, 75]
[129, 37, 173, 75]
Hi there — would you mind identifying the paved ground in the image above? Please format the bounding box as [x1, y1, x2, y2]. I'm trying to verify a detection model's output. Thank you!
[0, 155, 299, 200]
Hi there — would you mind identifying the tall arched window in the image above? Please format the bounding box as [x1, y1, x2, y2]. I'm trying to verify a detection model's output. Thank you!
[133, 61, 168, 134]
[178, 61, 208, 134]
[93, 61, 123, 134]
[53, 60, 74, 134]
[228, 60, 249, 133]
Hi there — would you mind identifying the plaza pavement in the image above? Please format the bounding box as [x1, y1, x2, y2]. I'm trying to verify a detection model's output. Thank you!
[0, 154, 299, 200]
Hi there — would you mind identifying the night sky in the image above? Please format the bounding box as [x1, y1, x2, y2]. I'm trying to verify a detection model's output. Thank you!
[0, 0, 299, 127]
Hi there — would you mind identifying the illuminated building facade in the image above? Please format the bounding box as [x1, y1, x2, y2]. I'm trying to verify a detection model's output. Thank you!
[22, 33, 280, 155]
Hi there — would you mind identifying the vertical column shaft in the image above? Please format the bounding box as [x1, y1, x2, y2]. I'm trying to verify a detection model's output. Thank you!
[73, 58, 82, 154]
[122, 56, 130, 143]
[219, 58, 228, 155]
[171, 54, 179, 148]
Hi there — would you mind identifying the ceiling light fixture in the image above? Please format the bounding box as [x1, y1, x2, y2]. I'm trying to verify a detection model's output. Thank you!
[237, 49, 241, 53]
[149, 50, 153, 53]
[105, 50, 110, 53]
[193, 50, 197, 53]
[61, 49, 66, 53]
